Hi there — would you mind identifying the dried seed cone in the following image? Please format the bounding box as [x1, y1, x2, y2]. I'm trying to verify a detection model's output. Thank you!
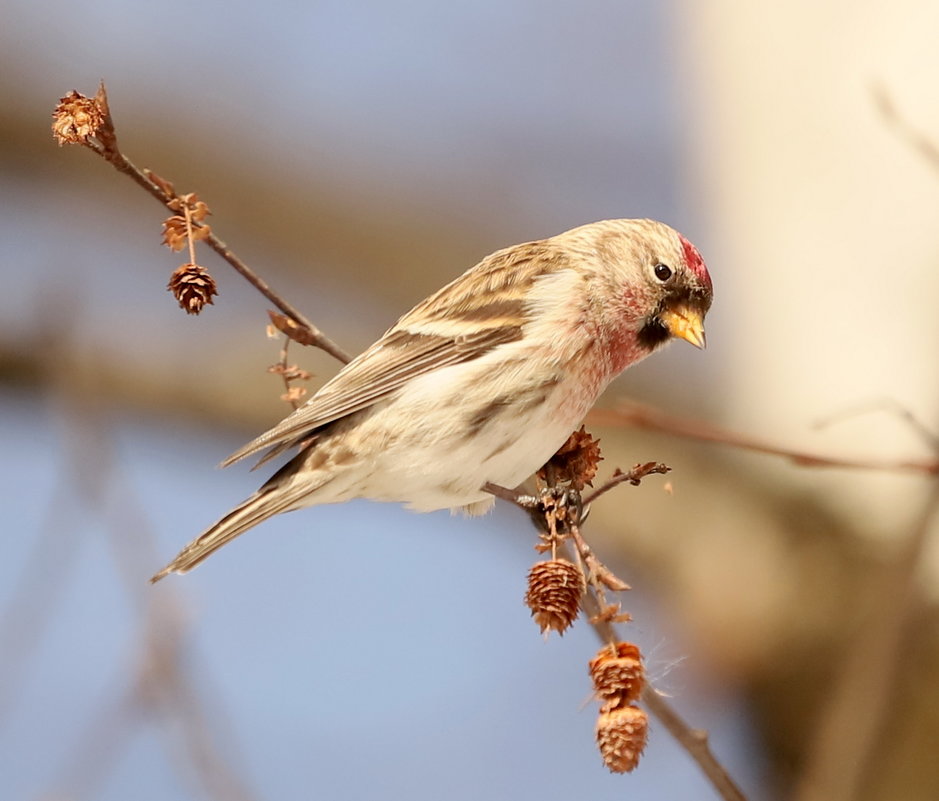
[589, 641, 645, 709]
[168, 263, 218, 315]
[596, 704, 648, 773]
[52, 90, 105, 145]
[162, 217, 190, 252]
[524, 558, 585, 635]
[538, 425, 603, 490]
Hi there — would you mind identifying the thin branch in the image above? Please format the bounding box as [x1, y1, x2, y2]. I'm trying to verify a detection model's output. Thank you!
[641, 686, 749, 801]
[267, 334, 312, 410]
[486, 481, 750, 801]
[581, 462, 671, 506]
[568, 521, 630, 594]
[589, 401, 939, 475]
[482, 481, 538, 506]
[199, 225, 351, 364]
[577, 549, 749, 801]
[54, 82, 351, 365]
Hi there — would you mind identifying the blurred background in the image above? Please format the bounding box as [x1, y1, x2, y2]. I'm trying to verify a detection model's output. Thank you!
[3, 1, 939, 799]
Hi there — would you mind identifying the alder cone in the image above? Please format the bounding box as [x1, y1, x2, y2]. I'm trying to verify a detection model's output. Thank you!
[524, 558, 585, 635]
[52, 90, 105, 144]
[589, 641, 645, 709]
[596, 704, 648, 773]
[167, 263, 218, 315]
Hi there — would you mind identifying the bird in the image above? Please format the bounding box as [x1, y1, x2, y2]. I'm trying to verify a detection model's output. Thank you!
[151, 218, 712, 582]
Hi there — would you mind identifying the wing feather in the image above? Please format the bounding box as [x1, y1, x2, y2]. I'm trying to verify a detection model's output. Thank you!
[223, 239, 571, 467]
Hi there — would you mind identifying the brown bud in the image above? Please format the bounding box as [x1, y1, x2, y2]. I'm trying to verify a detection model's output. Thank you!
[538, 425, 602, 490]
[268, 310, 320, 347]
[596, 704, 648, 773]
[52, 90, 106, 145]
[161, 216, 189, 252]
[524, 558, 585, 635]
[167, 263, 218, 315]
[280, 386, 308, 404]
[589, 641, 645, 710]
[144, 169, 176, 198]
[167, 193, 213, 224]
[268, 363, 314, 382]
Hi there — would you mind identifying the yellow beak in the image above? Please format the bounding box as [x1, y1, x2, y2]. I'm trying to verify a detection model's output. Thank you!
[661, 306, 707, 349]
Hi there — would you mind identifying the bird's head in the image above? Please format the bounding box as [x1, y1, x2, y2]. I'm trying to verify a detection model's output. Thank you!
[583, 219, 713, 355]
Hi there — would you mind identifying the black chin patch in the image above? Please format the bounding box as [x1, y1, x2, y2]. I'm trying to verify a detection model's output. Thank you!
[637, 317, 671, 350]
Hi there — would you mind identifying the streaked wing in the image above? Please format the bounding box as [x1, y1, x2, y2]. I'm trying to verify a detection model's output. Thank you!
[222, 239, 569, 467]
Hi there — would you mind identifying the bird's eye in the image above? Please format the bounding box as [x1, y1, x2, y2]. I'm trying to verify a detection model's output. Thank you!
[654, 263, 673, 282]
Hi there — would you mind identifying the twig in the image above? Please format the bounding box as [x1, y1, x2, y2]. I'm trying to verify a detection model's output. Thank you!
[481, 481, 539, 507]
[54, 83, 351, 365]
[486, 480, 750, 801]
[582, 462, 671, 506]
[267, 334, 312, 410]
[590, 401, 939, 475]
[577, 551, 749, 801]
[567, 520, 630, 594]
[641, 685, 749, 801]
[199, 225, 350, 364]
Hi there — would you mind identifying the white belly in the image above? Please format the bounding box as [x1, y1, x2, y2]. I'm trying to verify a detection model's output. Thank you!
[324, 352, 603, 512]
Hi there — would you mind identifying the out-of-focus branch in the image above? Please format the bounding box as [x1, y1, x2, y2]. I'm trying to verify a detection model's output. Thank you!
[794, 478, 939, 801]
[590, 400, 939, 475]
[0, 459, 82, 724]
[6, 303, 260, 800]
[790, 86, 939, 801]
[72, 400, 257, 800]
[872, 83, 939, 178]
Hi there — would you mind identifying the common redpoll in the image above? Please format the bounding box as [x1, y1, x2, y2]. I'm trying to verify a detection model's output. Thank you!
[151, 218, 712, 581]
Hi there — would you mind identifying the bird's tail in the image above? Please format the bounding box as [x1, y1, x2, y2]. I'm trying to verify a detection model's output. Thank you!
[150, 478, 317, 583]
